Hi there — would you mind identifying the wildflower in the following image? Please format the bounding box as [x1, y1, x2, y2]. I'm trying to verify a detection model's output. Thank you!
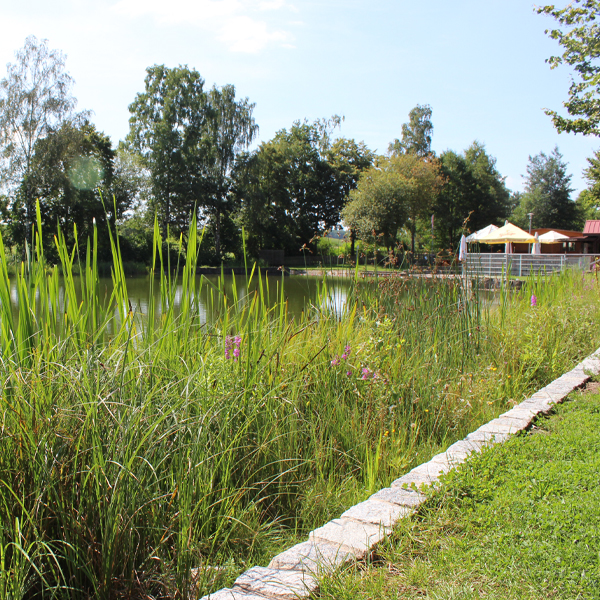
[225, 334, 242, 361]
[531, 294, 537, 307]
[346, 370, 352, 377]
[361, 368, 372, 380]
[331, 356, 340, 366]
[384, 430, 389, 437]
[341, 345, 351, 360]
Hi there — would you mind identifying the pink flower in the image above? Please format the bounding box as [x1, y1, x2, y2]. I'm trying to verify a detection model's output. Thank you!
[361, 368, 372, 380]
[531, 294, 537, 307]
[331, 356, 340, 366]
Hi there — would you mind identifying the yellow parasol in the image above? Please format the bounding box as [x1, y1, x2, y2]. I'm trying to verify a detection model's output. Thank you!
[478, 222, 536, 244]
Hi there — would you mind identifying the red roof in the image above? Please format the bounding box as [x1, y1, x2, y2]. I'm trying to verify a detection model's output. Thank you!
[583, 220, 600, 234]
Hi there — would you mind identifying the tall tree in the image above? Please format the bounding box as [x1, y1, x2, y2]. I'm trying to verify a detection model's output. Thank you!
[17, 119, 130, 259]
[511, 147, 581, 230]
[434, 142, 510, 249]
[0, 36, 79, 245]
[126, 65, 211, 239]
[342, 154, 443, 253]
[388, 104, 434, 157]
[234, 120, 372, 256]
[537, 0, 600, 135]
[205, 84, 258, 258]
[341, 162, 410, 250]
[577, 149, 600, 220]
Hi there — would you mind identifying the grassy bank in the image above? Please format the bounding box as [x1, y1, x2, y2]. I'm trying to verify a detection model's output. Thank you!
[1, 211, 600, 598]
[318, 385, 600, 600]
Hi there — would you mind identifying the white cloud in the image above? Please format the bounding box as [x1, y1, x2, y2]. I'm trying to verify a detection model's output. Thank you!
[217, 15, 292, 53]
[111, 0, 293, 52]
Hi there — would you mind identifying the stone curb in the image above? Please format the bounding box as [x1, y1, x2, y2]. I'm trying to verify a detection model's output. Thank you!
[200, 347, 600, 599]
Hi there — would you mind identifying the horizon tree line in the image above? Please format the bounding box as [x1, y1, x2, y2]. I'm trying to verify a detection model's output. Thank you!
[0, 35, 596, 267]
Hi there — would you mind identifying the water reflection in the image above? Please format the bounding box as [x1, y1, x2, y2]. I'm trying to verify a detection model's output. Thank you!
[126, 274, 352, 323]
[8, 274, 353, 325]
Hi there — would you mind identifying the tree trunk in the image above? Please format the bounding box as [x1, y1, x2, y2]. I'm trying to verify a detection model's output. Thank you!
[350, 228, 356, 259]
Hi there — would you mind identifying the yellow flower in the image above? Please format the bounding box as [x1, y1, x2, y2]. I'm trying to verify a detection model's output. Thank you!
[384, 430, 389, 437]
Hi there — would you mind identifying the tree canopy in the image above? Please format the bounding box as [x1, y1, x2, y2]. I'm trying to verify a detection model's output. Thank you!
[511, 147, 581, 230]
[388, 104, 434, 157]
[537, 0, 600, 135]
[126, 65, 212, 239]
[342, 153, 443, 253]
[234, 118, 373, 256]
[0, 36, 80, 244]
[16, 119, 131, 260]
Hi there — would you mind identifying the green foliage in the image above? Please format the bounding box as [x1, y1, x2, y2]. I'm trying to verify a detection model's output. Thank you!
[234, 118, 372, 256]
[537, 0, 600, 135]
[0, 35, 81, 245]
[126, 64, 212, 239]
[434, 142, 510, 251]
[11, 119, 130, 261]
[343, 154, 443, 252]
[577, 148, 600, 220]
[388, 104, 434, 157]
[511, 146, 582, 230]
[0, 209, 599, 597]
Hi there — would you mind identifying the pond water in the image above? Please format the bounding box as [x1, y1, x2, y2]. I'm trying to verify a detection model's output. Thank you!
[9, 273, 355, 325]
[128, 274, 354, 323]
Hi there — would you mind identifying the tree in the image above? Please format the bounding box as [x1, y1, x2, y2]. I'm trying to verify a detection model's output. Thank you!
[342, 154, 443, 253]
[576, 149, 600, 220]
[233, 119, 372, 255]
[537, 1, 600, 135]
[433, 142, 510, 249]
[126, 65, 212, 239]
[0, 36, 79, 245]
[17, 119, 130, 259]
[204, 84, 258, 258]
[388, 104, 434, 157]
[511, 147, 581, 230]
[341, 162, 410, 250]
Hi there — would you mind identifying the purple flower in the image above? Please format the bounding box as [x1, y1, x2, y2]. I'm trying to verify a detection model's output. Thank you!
[331, 356, 340, 366]
[346, 370, 352, 377]
[225, 334, 241, 360]
[361, 368, 372, 380]
[531, 294, 537, 307]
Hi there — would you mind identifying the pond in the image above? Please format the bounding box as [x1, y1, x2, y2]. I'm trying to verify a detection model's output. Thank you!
[8, 273, 355, 324]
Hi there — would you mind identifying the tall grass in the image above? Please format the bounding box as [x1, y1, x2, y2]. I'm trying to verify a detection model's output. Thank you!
[0, 207, 599, 598]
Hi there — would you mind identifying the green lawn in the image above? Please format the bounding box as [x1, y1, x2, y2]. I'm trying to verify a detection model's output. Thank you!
[317, 385, 600, 600]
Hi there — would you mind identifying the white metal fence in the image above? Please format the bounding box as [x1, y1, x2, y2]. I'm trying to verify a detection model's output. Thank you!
[465, 253, 600, 277]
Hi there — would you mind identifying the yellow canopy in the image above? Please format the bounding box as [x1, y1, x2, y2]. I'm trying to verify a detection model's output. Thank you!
[478, 222, 536, 244]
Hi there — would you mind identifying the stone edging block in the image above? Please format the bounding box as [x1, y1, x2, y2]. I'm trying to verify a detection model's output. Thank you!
[199, 347, 600, 600]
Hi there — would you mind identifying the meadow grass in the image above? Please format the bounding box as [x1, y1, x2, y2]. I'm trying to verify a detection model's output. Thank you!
[317, 385, 600, 600]
[0, 207, 599, 598]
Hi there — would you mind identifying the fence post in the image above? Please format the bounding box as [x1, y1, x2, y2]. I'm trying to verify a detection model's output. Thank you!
[519, 254, 522, 277]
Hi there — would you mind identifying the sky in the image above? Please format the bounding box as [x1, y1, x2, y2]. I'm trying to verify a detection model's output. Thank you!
[1, 0, 598, 196]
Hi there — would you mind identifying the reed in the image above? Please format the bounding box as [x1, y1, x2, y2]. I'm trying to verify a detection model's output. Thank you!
[0, 206, 599, 598]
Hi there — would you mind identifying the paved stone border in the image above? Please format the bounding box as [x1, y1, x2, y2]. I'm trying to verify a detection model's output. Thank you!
[200, 347, 600, 600]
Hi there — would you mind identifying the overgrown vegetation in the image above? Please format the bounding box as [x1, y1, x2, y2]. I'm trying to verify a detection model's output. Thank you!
[0, 209, 599, 598]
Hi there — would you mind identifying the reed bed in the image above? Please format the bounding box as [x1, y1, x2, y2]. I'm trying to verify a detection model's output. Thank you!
[1, 208, 599, 599]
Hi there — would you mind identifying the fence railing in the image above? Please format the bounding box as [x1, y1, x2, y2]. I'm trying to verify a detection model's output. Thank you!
[465, 253, 600, 277]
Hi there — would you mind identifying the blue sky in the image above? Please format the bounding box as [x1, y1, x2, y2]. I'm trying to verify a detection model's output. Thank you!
[1, 0, 598, 194]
